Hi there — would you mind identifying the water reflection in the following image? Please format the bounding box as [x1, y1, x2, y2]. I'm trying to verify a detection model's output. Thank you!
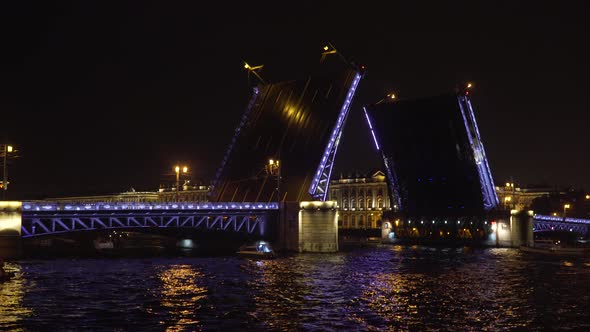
[0, 248, 588, 331]
[155, 264, 206, 331]
[0, 262, 32, 331]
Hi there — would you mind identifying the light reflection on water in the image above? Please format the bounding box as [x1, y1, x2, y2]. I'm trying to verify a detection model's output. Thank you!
[0, 247, 588, 331]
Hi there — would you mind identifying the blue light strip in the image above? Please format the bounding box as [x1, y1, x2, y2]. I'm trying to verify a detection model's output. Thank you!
[456, 95, 499, 210]
[363, 107, 380, 150]
[534, 214, 590, 225]
[309, 72, 362, 200]
[22, 201, 279, 212]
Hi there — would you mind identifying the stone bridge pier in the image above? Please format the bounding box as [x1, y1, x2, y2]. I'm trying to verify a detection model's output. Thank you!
[0, 201, 22, 258]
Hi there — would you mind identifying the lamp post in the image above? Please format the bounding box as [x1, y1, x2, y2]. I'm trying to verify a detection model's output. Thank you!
[2, 145, 14, 199]
[563, 203, 570, 222]
[268, 159, 280, 205]
[174, 165, 188, 201]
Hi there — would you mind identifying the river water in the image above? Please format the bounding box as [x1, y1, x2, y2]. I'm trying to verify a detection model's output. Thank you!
[1, 246, 589, 331]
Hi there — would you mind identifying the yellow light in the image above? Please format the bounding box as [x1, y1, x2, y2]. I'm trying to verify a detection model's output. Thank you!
[323, 45, 329, 51]
[395, 219, 399, 226]
[552, 212, 557, 216]
[504, 196, 512, 202]
[564, 204, 570, 209]
[7, 145, 13, 153]
[586, 195, 589, 200]
[511, 183, 514, 187]
[244, 63, 250, 69]
[467, 83, 472, 88]
[390, 93, 396, 99]
[506, 182, 510, 187]
[174, 166, 180, 173]
[182, 166, 188, 173]
[269, 159, 274, 165]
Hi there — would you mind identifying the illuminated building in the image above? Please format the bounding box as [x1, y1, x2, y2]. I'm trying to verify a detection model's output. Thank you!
[495, 182, 557, 211]
[46, 184, 210, 203]
[328, 171, 392, 229]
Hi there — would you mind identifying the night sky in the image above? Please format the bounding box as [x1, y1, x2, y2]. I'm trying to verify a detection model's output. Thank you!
[1, 1, 588, 199]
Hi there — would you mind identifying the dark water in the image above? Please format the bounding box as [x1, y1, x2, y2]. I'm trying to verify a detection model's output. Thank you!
[1, 246, 589, 331]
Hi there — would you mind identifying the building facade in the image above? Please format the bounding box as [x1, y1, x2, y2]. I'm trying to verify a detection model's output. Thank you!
[47, 183, 210, 203]
[495, 182, 555, 211]
[329, 171, 392, 229]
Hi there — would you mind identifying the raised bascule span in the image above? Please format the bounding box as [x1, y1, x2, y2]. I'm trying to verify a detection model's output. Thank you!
[210, 61, 363, 203]
[364, 92, 499, 218]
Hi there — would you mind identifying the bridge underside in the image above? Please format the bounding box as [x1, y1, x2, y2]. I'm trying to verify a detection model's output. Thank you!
[364, 93, 499, 217]
[211, 60, 362, 203]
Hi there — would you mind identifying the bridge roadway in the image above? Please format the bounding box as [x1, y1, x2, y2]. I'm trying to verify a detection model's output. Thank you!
[14, 202, 590, 238]
[20, 202, 278, 238]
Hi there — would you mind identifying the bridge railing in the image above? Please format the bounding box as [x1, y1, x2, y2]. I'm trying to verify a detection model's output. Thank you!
[533, 214, 590, 225]
[22, 201, 279, 212]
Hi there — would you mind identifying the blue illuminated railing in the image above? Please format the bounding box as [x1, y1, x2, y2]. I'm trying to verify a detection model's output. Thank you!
[22, 202, 279, 212]
[309, 72, 362, 200]
[456, 95, 499, 211]
[533, 214, 590, 225]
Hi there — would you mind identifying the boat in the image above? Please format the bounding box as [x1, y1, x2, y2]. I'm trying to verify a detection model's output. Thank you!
[237, 241, 276, 259]
[520, 239, 590, 257]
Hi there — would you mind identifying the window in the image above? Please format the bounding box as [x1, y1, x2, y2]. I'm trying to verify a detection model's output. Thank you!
[359, 215, 365, 228]
[367, 198, 372, 209]
[359, 198, 364, 208]
[352, 215, 357, 228]
[368, 214, 374, 228]
[378, 198, 383, 208]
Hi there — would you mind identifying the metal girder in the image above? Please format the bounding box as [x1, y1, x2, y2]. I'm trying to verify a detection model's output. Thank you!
[309, 72, 363, 200]
[533, 221, 589, 235]
[21, 211, 268, 238]
[457, 95, 499, 211]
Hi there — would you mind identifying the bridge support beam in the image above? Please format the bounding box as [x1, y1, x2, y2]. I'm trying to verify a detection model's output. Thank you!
[0, 201, 22, 258]
[297, 201, 338, 253]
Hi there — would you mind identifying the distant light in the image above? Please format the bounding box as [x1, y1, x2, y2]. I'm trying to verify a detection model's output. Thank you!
[7, 145, 13, 153]
[269, 159, 274, 165]
[323, 46, 329, 51]
[175, 166, 180, 173]
[182, 166, 188, 173]
[467, 83, 472, 88]
[388, 93, 396, 99]
[244, 63, 250, 69]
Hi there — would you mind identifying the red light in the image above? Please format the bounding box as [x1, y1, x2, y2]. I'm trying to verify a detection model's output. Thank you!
[465, 91, 470, 95]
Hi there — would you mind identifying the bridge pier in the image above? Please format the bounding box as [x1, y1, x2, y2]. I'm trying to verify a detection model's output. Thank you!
[0, 201, 22, 258]
[276, 201, 339, 253]
[509, 210, 534, 247]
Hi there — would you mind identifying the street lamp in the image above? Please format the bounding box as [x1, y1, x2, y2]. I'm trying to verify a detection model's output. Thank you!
[2, 145, 14, 199]
[268, 159, 281, 205]
[244, 61, 265, 85]
[563, 203, 570, 221]
[174, 165, 188, 201]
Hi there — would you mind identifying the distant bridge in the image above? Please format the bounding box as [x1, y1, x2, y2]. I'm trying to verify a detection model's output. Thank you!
[20, 202, 277, 238]
[533, 214, 590, 235]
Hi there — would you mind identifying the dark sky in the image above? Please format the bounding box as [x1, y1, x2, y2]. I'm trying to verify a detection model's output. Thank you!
[1, 1, 588, 199]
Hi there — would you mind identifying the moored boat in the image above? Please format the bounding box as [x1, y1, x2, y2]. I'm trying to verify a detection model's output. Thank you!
[520, 239, 590, 257]
[237, 241, 275, 259]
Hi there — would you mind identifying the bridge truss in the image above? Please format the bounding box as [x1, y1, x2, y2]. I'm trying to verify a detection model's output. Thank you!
[533, 214, 590, 235]
[20, 202, 277, 238]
